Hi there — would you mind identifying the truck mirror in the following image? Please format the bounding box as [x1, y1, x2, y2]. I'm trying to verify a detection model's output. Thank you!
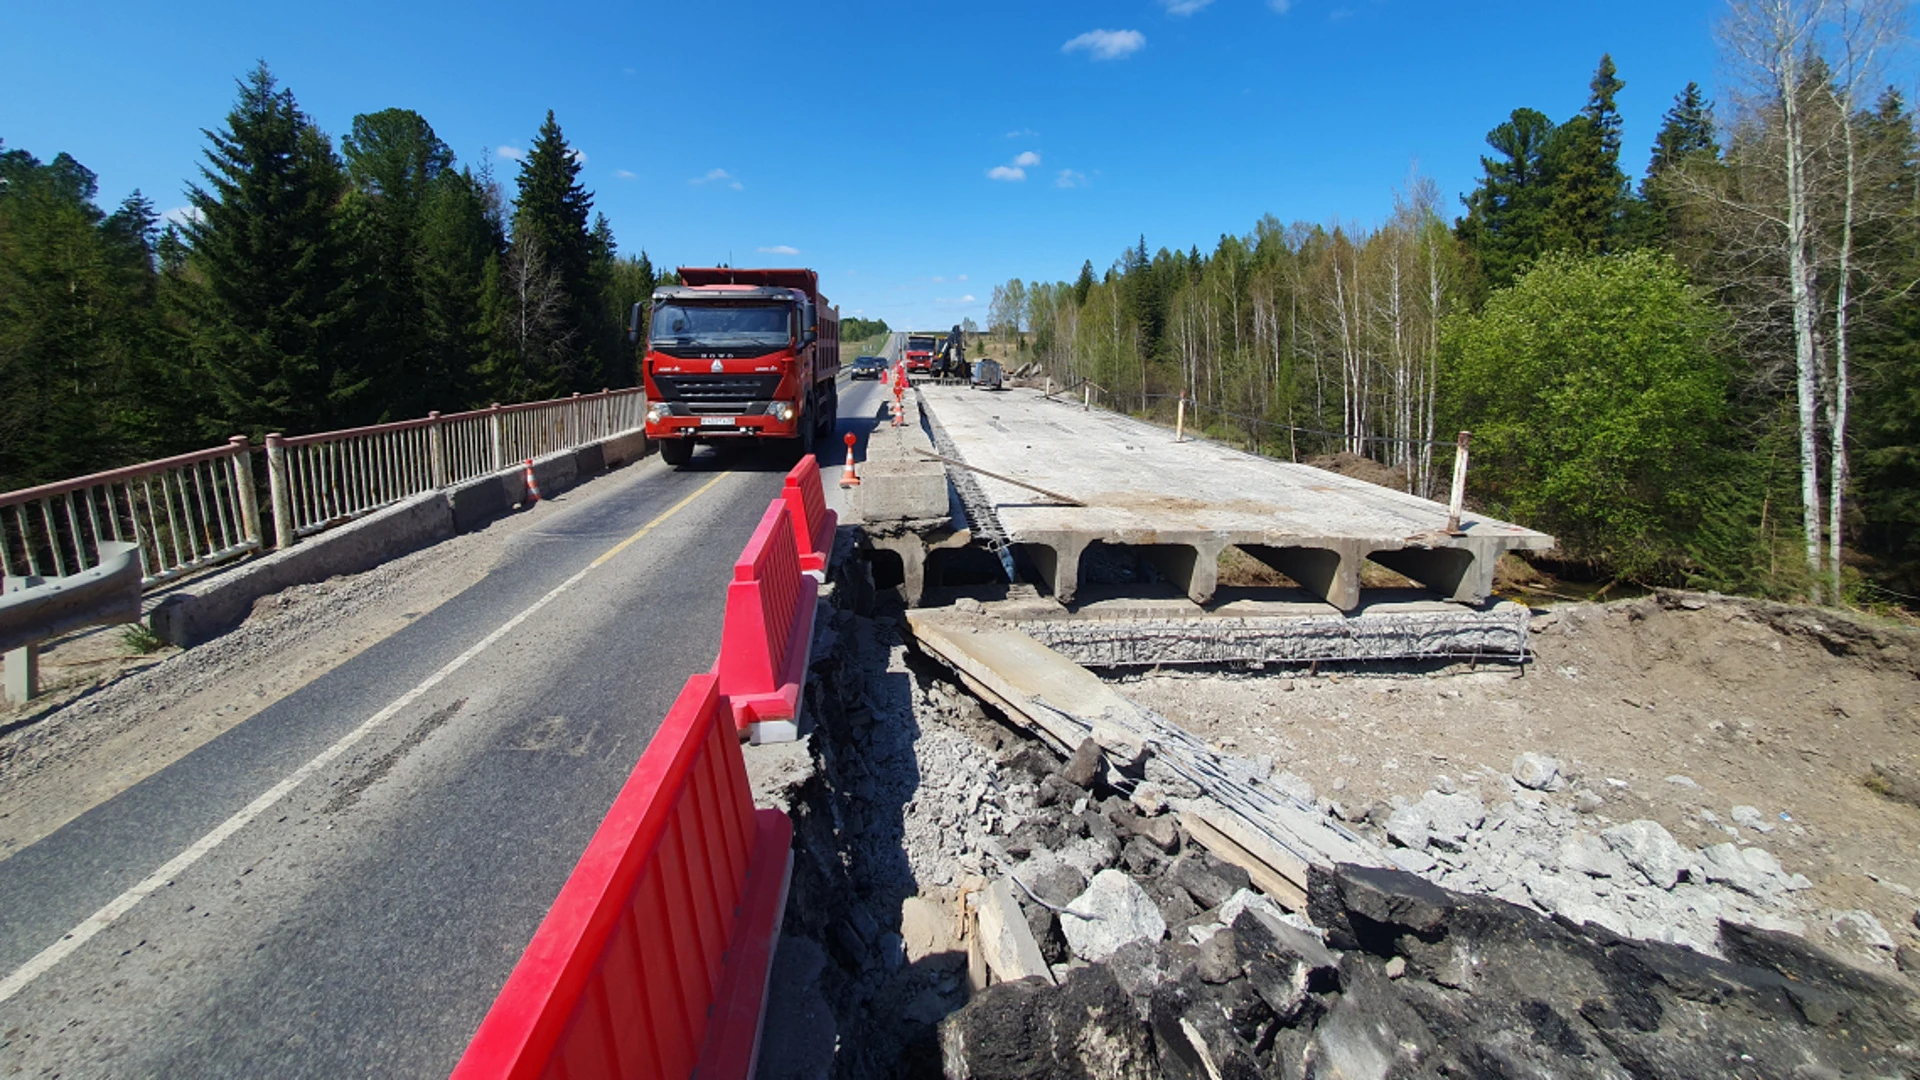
[802, 328, 818, 345]
[627, 302, 643, 345]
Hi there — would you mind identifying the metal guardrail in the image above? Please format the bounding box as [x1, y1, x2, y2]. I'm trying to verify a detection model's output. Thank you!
[0, 438, 262, 589]
[265, 390, 645, 546]
[1, 388, 648, 589]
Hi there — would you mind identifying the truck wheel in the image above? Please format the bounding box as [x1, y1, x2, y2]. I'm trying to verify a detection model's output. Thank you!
[796, 396, 817, 458]
[659, 438, 693, 468]
[819, 382, 839, 437]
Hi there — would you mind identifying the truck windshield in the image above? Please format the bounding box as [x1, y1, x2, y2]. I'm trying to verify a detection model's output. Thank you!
[907, 337, 936, 351]
[651, 303, 792, 346]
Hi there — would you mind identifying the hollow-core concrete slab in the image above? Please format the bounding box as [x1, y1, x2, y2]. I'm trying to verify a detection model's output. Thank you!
[915, 386, 1552, 609]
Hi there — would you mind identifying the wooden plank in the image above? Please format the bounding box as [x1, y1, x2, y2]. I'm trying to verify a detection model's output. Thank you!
[908, 615, 1145, 760]
[1180, 810, 1308, 913]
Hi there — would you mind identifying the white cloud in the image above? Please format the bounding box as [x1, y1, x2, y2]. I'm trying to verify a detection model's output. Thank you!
[957, 274, 968, 282]
[614, 169, 637, 180]
[497, 144, 526, 161]
[1268, 0, 1292, 11]
[933, 276, 946, 283]
[987, 164, 1026, 181]
[758, 244, 800, 255]
[162, 205, 201, 229]
[568, 147, 588, 165]
[936, 294, 978, 306]
[1056, 169, 1088, 188]
[1160, 0, 1214, 14]
[1005, 128, 1039, 139]
[691, 168, 743, 190]
[1062, 28, 1145, 60]
[1013, 150, 1041, 168]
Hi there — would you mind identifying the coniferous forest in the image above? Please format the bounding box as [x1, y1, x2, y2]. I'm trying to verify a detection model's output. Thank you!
[989, 17, 1920, 609]
[0, 64, 660, 492]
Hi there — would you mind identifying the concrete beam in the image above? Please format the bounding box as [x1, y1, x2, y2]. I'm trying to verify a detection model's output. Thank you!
[1238, 542, 1365, 611]
[1140, 541, 1225, 606]
[1367, 545, 1488, 604]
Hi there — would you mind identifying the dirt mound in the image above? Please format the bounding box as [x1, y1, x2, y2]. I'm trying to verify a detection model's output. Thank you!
[1120, 592, 1920, 971]
[1304, 452, 1408, 490]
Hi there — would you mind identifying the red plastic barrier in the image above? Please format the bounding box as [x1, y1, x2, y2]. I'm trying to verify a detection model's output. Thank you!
[715, 499, 818, 743]
[451, 673, 793, 1080]
[780, 457, 837, 578]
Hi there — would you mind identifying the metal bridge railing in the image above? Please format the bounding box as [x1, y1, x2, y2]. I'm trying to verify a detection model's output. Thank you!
[2, 388, 648, 591]
[266, 389, 646, 546]
[0, 438, 263, 589]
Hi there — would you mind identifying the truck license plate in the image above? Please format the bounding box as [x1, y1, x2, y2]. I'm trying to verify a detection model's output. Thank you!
[699, 417, 734, 427]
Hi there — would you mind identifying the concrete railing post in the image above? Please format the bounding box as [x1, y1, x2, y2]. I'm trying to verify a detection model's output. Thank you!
[427, 411, 447, 489]
[3, 574, 42, 704]
[229, 435, 262, 549]
[265, 433, 296, 550]
[1446, 430, 1472, 535]
[1175, 396, 1187, 443]
[489, 404, 505, 472]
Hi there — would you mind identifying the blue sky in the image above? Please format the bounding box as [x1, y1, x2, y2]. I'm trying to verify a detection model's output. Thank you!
[5, 0, 1729, 328]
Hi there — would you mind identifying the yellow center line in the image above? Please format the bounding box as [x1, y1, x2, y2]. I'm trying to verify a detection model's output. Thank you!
[591, 471, 731, 569]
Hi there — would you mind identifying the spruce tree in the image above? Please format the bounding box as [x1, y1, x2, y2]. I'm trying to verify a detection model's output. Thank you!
[1647, 82, 1720, 176]
[1640, 82, 1723, 256]
[508, 111, 603, 396]
[183, 63, 372, 435]
[342, 108, 455, 417]
[417, 166, 507, 410]
[1074, 260, 1096, 306]
[1543, 55, 1632, 256]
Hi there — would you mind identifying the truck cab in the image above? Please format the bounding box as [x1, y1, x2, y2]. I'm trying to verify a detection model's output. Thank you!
[636, 268, 839, 467]
[903, 334, 937, 375]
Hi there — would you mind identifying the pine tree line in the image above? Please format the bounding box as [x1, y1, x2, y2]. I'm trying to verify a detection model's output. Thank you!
[0, 63, 657, 492]
[999, 33, 1920, 604]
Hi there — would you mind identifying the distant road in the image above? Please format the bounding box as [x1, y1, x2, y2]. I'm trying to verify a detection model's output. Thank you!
[0, 373, 893, 1077]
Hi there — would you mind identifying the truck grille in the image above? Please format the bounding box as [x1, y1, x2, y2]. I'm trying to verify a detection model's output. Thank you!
[652, 374, 782, 403]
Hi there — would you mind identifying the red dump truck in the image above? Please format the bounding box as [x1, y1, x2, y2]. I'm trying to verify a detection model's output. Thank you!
[633, 267, 840, 467]
[901, 333, 937, 376]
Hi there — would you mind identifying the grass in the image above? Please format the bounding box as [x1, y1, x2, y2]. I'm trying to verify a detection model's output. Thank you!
[120, 621, 166, 654]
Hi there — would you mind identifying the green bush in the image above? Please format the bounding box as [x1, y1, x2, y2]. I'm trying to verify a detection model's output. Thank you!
[1442, 250, 1737, 580]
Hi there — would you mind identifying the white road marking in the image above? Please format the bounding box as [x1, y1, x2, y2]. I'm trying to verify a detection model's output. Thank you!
[0, 472, 731, 1006]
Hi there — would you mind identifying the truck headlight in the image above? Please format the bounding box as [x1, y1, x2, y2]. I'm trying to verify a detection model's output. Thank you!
[773, 403, 796, 423]
[646, 403, 667, 423]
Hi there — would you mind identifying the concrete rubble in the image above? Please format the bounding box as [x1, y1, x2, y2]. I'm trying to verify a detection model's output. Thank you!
[756, 548, 1920, 1079]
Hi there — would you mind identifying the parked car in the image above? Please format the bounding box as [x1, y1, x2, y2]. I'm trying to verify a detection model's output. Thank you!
[971, 358, 1003, 390]
[850, 355, 889, 380]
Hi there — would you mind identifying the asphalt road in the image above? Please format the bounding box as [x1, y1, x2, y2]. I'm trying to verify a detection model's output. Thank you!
[0, 374, 892, 1078]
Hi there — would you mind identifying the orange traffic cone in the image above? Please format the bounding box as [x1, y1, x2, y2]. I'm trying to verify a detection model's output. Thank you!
[523, 458, 542, 502]
[839, 432, 861, 488]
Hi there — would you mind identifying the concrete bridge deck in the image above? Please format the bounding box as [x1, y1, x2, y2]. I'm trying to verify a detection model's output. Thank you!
[916, 385, 1552, 610]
